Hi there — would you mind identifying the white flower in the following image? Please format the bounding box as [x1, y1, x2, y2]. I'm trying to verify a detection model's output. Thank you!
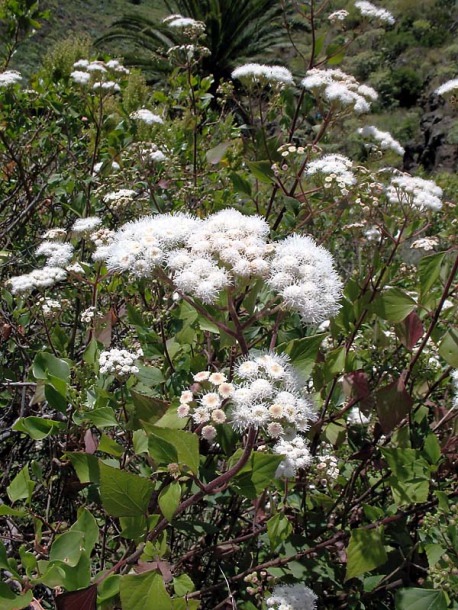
[9, 267, 67, 295]
[232, 63, 294, 85]
[347, 407, 371, 425]
[302, 68, 378, 113]
[0, 70, 22, 87]
[36, 242, 73, 267]
[130, 109, 164, 125]
[267, 234, 342, 324]
[99, 347, 142, 379]
[411, 236, 439, 251]
[209, 372, 226, 385]
[386, 173, 443, 211]
[355, 1, 395, 25]
[306, 154, 356, 185]
[71, 70, 91, 85]
[358, 125, 405, 156]
[329, 9, 349, 23]
[201, 425, 217, 441]
[435, 78, 458, 96]
[274, 435, 312, 477]
[267, 584, 317, 610]
[72, 217, 102, 235]
[194, 371, 210, 382]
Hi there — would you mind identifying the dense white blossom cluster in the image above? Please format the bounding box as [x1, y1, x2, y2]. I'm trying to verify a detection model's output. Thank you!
[163, 14, 206, 34]
[302, 68, 378, 113]
[129, 109, 164, 125]
[386, 174, 443, 211]
[267, 234, 343, 324]
[232, 63, 294, 86]
[358, 125, 405, 156]
[452, 370, 458, 409]
[435, 78, 458, 97]
[102, 188, 137, 213]
[179, 353, 315, 438]
[273, 435, 312, 478]
[306, 154, 356, 186]
[0, 70, 22, 87]
[70, 59, 128, 91]
[36, 241, 74, 267]
[267, 584, 317, 610]
[328, 9, 349, 23]
[99, 347, 143, 378]
[230, 352, 314, 437]
[39, 296, 61, 319]
[72, 217, 102, 236]
[178, 370, 234, 439]
[95, 209, 342, 320]
[9, 267, 67, 294]
[316, 448, 339, 486]
[355, 1, 395, 25]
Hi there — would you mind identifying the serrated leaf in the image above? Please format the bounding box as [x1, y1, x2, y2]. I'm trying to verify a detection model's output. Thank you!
[438, 327, 458, 367]
[230, 172, 252, 197]
[424, 543, 446, 567]
[66, 453, 100, 484]
[158, 481, 181, 522]
[267, 513, 292, 550]
[130, 390, 169, 426]
[394, 311, 424, 351]
[120, 571, 172, 610]
[99, 462, 154, 517]
[85, 407, 118, 427]
[370, 288, 416, 323]
[395, 588, 448, 610]
[423, 433, 441, 465]
[98, 434, 125, 457]
[278, 334, 326, 379]
[345, 527, 388, 581]
[145, 425, 199, 475]
[246, 160, 275, 184]
[418, 251, 446, 296]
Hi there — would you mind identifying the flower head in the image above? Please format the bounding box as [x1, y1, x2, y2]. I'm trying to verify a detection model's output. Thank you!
[267, 584, 317, 610]
[232, 63, 294, 86]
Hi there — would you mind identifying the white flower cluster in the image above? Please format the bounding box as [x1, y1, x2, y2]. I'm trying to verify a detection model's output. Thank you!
[41, 228, 67, 240]
[435, 78, 458, 97]
[70, 59, 128, 91]
[273, 435, 312, 478]
[129, 109, 164, 125]
[72, 216, 102, 236]
[8, 267, 67, 295]
[36, 241, 74, 267]
[452, 371, 458, 408]
[81, 306, 97, 323]
[102, 188, 137, 213]
[178, 371, 235, 440]
[96, 209, 342, 322]
[267, 234, 343, 324]
[232, 63, 294, 86]
[93, 160, 120, 174]
[99, 347, 143, 378]
[302, 68, 378, 113]
[386, 174, 443, 211]
[0, 70, 22, 88]
[89, 227, 115, 248]
[355, 1, 395, 25]
[230, 352, 314, 437]
[347, 406, 371, 425]
[316, 446, 339, 486]
[39, 296, 61, 319]
[358, 125, 405, 156]
[411, 236, 439, 251]
[163, 14, 206, 35]
[267, 584, 317, 610]
[306, 153, 356, 187]
[328, 9, 349, 23]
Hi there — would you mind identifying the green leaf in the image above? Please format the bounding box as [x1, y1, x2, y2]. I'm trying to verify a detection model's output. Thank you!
[99, 461, 154, 517]
[278, 334, 326, 379]
[230, 172, 252, 197]
[98, 433, 125, 457]
[49, 531, 85, 567]
[0, 505, 27, 517]
[33, 351, 70, 382]
[345, 526, 388, 581]
[66, 452, 100, 484]
[418, 251, 446, 296]
[246, 160, 275, 184]
[158, 481, 181, 522]
[232, 451, 283, 499]
[12, 416, 65, 440]
[381, 448, 430, 506]
[130, 390, 169, 427]
[145, 425, 199, 475]
[0, 584, 33, 610]
[70, 508, 99, 555]
[423, 433, 442, 465]
[206, 141, 231, 164]
[438, 327, 458, 367]
[395, 588, 448, 610]
[173, 574, 195, 596]
[7, 465, 34, 504]
[370, 288, 416, 323]
[424, 543, 446, 567]
[85, 407, 118, 427]
[119, 515, 148, 540]
[267, 513, 292, 550]
[120, 571, 172, 610]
